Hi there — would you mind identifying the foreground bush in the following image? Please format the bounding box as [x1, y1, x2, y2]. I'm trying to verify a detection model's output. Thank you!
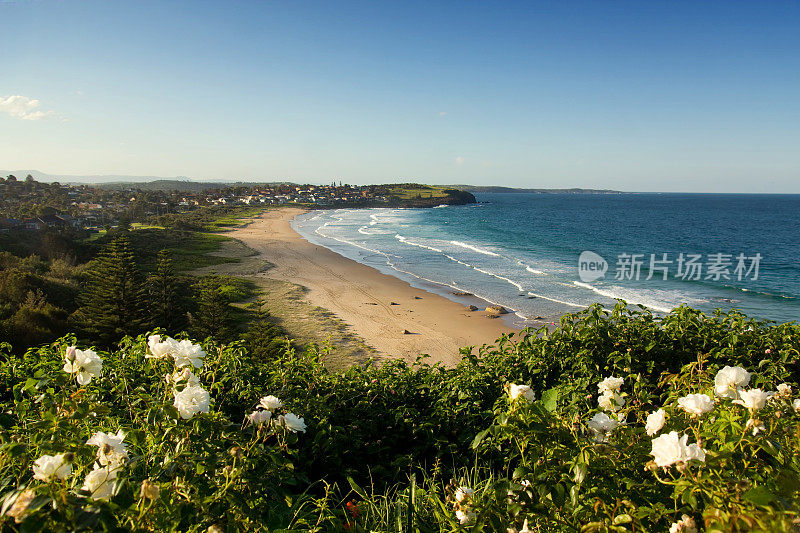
[0, 335, 306, 531]
[469, 360, 800, 532]
[0, 302, 798, 531]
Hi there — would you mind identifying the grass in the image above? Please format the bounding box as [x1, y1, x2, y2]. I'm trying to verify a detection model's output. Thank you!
[90, 228, 239, 273]
[138, 230, 239, 272]
[191, 243, 379, 369]
[84, 228, 107, 241]
[204, 206, 266, 230]
[129, 222, 165, 230]
[386, 185, 449, 200]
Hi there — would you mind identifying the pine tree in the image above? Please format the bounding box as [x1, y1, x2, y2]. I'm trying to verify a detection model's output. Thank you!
[147, 249, 187, 333]
[77, 235, 150, 346]
[243, 300, 289, 361]
[188, 278, 234, 341]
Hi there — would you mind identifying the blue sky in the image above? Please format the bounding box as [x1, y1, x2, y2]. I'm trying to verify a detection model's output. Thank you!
[1, 1, 798, 192]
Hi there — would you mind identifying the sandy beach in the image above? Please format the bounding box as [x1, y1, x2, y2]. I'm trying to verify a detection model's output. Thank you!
[225, 207, 520, 366]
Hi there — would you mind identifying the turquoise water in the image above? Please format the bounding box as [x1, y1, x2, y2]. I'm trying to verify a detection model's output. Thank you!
[292, 193, 800, 325]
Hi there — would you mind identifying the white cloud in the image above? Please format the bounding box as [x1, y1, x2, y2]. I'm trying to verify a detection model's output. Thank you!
[455, 156, 464, 165]
[0, 95, 54, 120]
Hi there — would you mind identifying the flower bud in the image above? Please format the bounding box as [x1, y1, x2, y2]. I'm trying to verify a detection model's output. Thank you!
[207, 526, 223, 533]
[65, 346, 77, 362]
[229, 446, 243, 459]
[140, 479, 160, 500]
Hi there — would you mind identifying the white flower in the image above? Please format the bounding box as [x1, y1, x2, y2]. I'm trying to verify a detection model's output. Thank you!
[650, 431, 705, 468]
[793, 398, 800, 412]
[455, 508, 477, 526]
[173, 385, 211, 419]
[597, 376, 624, 394]
[32, 454, 71, 482]
[776, 383, 792, 398]
[651, 432, 684, 467]
[247, 409, 271, 425]
[714, 365, 751, 399]
[62, 347, 102, 385]
[86, 430, 128, 467]
[507, 384, 535, 403]
[586, 412, 620, 443]
[168, 368, 200, 388]
[140, 479, 160, 500]
[677, 393, 714, 416]
[172, 340, 206, 368]
[669, 514, 698, 533]
[454, 486, 474, 504]
[259, 395, 283, 411]
[597, 390, 625, 412]
[147, 334, 177, 359]
[746, 418, 766, 436]
[733, 389, 774, 411]
[645, 409, 666, 436]
[82, 465, 117, 500]
[277, 413, 306, 433]
[683, 442, 706, 463]
[518, 519, 532, 533]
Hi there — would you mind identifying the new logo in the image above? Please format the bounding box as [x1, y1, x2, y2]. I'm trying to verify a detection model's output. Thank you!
[578, 251, 607, 282]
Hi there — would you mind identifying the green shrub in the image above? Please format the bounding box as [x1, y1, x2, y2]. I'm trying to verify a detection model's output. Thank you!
[1, 303, 798, 531]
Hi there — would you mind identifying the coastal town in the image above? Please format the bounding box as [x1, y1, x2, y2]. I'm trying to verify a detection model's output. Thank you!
[0, 175, 473, 232]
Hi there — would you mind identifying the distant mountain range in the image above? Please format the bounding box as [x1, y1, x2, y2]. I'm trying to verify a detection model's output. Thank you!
[92, 180, 284, 192]
[1, 170, 197, 184]
[0, 171, 292, 191]
[1, 170, 622, 194]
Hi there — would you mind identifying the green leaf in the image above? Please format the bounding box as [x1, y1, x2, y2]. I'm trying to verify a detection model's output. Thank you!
[471, 429, 489, 449]
[613, 514, 632, 524]
[541, 388, 558, 412]
[743, 486, 776, 507]
[680, 487, 697, 508]
[775, 470, 800, 496]
[347, 476, 368, 500]
[573, 463, 587, 484]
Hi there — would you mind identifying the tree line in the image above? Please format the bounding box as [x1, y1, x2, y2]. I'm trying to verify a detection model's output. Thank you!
[0, 232, 288, 360]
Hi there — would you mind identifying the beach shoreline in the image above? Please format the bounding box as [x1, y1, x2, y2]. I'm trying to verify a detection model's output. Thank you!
[224, 207, 527, 366]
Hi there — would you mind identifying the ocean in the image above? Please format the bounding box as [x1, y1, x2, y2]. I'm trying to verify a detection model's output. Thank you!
[292, 193, 800, 326]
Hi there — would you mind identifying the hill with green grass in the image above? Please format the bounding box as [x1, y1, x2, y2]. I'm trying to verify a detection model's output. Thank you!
[383, 184, 476, 207]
